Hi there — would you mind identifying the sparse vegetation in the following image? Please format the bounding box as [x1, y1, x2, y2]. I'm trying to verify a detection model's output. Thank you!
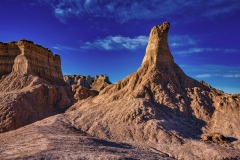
[201, 133, 229, 144]
[232, 93, 240, 99]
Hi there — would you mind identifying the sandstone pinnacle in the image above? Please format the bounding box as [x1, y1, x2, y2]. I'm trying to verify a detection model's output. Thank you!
[66, 22, 240, 158]
[142, 22, 174, 67]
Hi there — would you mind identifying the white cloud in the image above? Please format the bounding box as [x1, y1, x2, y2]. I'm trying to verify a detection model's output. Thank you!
[195, 73, 240, 79]
[223, 74, 240, 78]
[168, 35, 239, 56]
[29, 3, 36, 6]
[174, 47, 240, 55]
[174, 47, 205, 55]
[169, 35, 196, 47]
[39, 0, 240, 23]
[223, 49, 240, 53]
[81, 35, 148, 50]
[85, 0, 91, 5]
[181, 64, 240, 74]
[180, 64, 240, 80]
[196, 74, 211, 78]
[199, 1, 239, 18]
[52, 45, 82, 51]
[55, 8, 64, 15]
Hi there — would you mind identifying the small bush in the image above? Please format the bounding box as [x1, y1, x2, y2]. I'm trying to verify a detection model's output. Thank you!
[232, 93, 240, 99]
[201, 133, 228, 144]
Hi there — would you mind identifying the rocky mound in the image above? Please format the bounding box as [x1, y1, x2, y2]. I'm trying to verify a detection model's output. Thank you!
[64, 75, 111, 100]
[64, 22, 240, 159]
[0, 40, 73, 133]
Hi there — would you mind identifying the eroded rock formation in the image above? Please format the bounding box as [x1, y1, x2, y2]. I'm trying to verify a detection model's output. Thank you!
[64, 75, 111, 100]
[1, 23, 240, 159]
[0, 40, 65, 86]
[0, 40, 73, 133]
[71, 85, 98, 101]
[64, 74, 111, 91]
[65, 22, 240, 159]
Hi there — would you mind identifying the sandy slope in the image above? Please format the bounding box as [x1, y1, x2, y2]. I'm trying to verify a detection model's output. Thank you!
[0, 114, 172, 160]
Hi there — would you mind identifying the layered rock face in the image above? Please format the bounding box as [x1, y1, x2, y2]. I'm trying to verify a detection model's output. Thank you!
[0, 42, 20, 78]
[64, 75, 111, 100]
[65, 22, 240, 159]
[0, 40, 65, 85]
[0, 40, 73, 133]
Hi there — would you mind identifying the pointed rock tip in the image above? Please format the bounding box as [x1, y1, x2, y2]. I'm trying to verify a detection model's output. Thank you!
[142, 21, 174, 66]
[152, 22, 170, 32]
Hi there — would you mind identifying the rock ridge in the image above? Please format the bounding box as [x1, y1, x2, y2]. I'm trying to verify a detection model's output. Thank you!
[0, 39, 65, 85]
[0, 40, 73, 133]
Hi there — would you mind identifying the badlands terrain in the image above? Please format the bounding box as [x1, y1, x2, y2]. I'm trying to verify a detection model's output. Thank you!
[0, 22, 240, 159]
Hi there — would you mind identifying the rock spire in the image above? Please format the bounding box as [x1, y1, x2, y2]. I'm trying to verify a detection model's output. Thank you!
[142, 22, 174, 67]
[65, 22, 240, 159]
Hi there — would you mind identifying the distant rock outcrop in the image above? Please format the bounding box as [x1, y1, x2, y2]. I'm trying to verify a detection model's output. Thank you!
[65, 22, 240, 159]
[0, 40, 73, 133]
[64, 75, 111, 100]
[64, 74, 111, 91]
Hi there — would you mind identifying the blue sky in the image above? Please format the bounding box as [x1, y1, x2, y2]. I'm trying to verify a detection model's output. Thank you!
[1, 0, 240, 93]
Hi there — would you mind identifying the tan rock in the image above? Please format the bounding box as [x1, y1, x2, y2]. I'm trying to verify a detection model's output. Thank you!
[91, 75, 111, 91]
[64, 74, 111, 91]
[0, 40, 65, 85]
[64, 22, 240, 159]
[0, 40, 74, 133]
[72, 85, 98, 101]
[142, 22, 174, 66]
[0, 42, 20, 78]
[0, 114, 171, 159]
[1, 23, 240, 159]
[0, 83, 73, 133]
[63, 74, 112, 101]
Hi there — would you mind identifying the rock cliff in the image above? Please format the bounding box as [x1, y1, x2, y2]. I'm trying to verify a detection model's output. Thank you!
[0, 40, 65, 86]
[0, 40, 73, 133]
